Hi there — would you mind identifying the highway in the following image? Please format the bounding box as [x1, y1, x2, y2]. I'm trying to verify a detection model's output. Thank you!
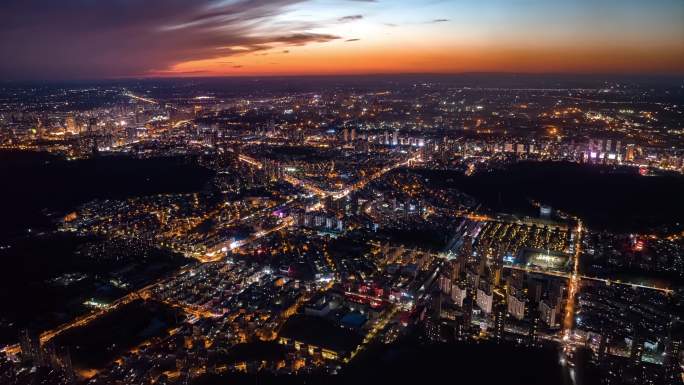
[504, 264, 672, 294]
[373, 231, 673, 295]
[207, 217, 294, 258]
[123, 92, 158, 105]
[563, 221, 582, 338]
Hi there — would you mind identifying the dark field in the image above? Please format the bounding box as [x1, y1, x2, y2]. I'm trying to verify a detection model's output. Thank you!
[0, 151, 209, 344]
[0, 235, 187, 345]
[194, 341, 568, 385]
[0, 150, 213, 239]
[50, 299, 182, 371]
[413, 161, 684, 233]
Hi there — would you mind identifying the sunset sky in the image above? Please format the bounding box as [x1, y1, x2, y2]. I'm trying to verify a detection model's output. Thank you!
[1, 0, 683, 79]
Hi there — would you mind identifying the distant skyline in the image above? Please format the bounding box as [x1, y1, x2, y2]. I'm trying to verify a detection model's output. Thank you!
[1, 0, 683, 80]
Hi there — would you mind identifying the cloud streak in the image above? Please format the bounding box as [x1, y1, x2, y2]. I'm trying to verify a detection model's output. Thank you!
[0, 0, 339, 79]
[338, 15, 364, 22]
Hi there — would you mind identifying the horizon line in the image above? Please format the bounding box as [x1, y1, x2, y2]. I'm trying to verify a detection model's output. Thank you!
[2, 71, 684, 84]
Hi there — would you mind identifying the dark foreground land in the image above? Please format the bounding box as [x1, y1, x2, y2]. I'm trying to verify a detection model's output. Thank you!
[194, 341, 567, 385]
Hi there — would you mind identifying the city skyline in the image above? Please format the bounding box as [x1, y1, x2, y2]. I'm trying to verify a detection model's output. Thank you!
[1, 0, 684, 80]
[1, 2, 683, 384]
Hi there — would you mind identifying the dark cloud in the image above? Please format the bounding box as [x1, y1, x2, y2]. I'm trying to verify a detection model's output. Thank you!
[338, 15, 363, 22]
[345, 38, 361, 42]
[431, 18, 449, 23]
[270, 33, 339, 45]
[153, 70, 212, 76]
[0, 0, 339, 79]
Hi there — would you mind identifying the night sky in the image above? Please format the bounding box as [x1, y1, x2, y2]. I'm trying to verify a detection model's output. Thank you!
[1, 0, 683, 80]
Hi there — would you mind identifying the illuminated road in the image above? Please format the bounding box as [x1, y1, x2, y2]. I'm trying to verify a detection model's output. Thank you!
[331, 153, 421, 200]
[204, 217, 294, 261]
[200, 199, 296, 262]
[173, 119, 192, 128]
[563, 221, 582, 338]
[503, 264, 672, 293]
[373, 228, 672, 295]
[282, 174, 327, 197]
[123, 92, 158, 105]
[238, 152, 421, 200]
[346, 306, 399, 363]
[161, 298, 223, 319]
[238, 154, 263, 169]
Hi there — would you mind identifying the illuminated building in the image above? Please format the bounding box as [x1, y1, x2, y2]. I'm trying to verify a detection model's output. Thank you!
[65, 115, 78, 134]
[528, 312, 540, 347]
[538, 299, 558, 327]
[19, 329, 43, 365]
[451, 284, 467, 308]
[476, 283, 493, 314]
[630, 324, 644, 367]
[506, 289, 526, 321]
[664, 322, 682, 384]
[438, 275, 451, 294]
[493, 294, 506, 342]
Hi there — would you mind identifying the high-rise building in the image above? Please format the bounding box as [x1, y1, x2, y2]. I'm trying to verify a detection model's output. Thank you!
[516, 143, 525, 154]
[664, 320, 682, 384]
[460, 235, 473, 261]
[630, 323, 645, 368]
[424, 318, 441, 342]
[598, 327, 612, 364]
[19, 329, 43, 365]
[65, 115, 78, 134]
[528, 311, 540, 347]
[507, 289, 526, 321]
[87, 117, 97, 132]
[476, 282, 493, 314]
[454, 317, 467, 341]
[539, 205, 552, 218]
[493, 294, 507, 342]
[451, 283, 467, 307]
[438, 275, 451, 294]
[625, 144, 636, 162]
[539, 298, 558, 327]
[462, 288, 473, 332]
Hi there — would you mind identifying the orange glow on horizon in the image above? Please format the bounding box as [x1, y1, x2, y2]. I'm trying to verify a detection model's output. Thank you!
[152, 44, 684, 77]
